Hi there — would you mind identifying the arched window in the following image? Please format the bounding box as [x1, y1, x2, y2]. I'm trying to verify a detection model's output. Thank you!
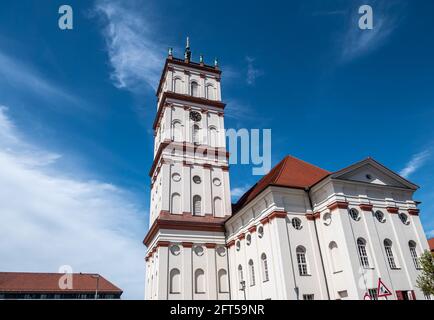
[194, 269, 206, 293]
[193, 195, 202, 216]
[169, 269, 181, 294]
[248, 259, 255, 286]
[384, 239, 397, 269]
[192, 125, 200, 145]
[206, 84, 215, 100]
[218, 269, 229, 293]
[357, 238, 370, 268]
[173, 77, 182, 94]
[409, 241, 421, 269]
[190, 81, 199, 97]
[209, 126, 218, 147]
[237, 265, 244, 290]
[329, 241, 341, 272]
[172, 120, 182, 142]
[296, 246, 308, 275]
[213, 197, 222, 216]
[261, 253, 269, 282]
[171, 193, 181, 214]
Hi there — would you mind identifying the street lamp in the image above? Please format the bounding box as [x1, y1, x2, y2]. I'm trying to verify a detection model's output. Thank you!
[240, 280, 246, 300]
[91, 274, 100, 300]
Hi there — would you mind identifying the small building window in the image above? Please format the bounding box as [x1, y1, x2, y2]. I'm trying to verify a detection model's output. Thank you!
[190, 81, 199, 97]
[409, 241, 421, 269]
[349, 208, 360, 221]
[296, 246, 309, 276]
[384, 239, 397, 269]
[368, 288, 378, 300]
[357, 238, 370, 268]
[292, 218, 302, 230]
[303, 294, 314, 300]
[194, 269, 206, 294]
[238, 265, 244, 290]
[374, 210, 385, 223]
[261, 253, 269, 282]
[248, 259, 256, 286]
[399, 213, 409, 225]
[193, 195, 202, 215]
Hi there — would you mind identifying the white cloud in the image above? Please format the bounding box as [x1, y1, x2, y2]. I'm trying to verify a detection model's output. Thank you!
[339, 2, 401, 62]
[231, 185, 250, 200]
[94, 0, 165, 92]
[400, 149, 430, 179]
[0, 106, 146, 299]
[0, 50, 85, 109]
[245, 56, 263, 85]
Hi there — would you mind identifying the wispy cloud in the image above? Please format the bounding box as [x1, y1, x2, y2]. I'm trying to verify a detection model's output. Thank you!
[339, 2, 402, 62]
[231, 185, 250, 201]
[0, 50, 85, 109]
[400, 149, 431, 178]
[246, 56, 263, 86]
[93, 0, 165, 92]
[0, 106, 145, 299]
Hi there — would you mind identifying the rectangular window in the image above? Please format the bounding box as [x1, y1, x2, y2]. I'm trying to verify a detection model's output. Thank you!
[368, 288, 378, 300]
[384, 246, 397, 269]
[409, 247, 421, 269]
[302, 294, 314, 300]
[357, 244, 370, 268]
[297, 253, 308, 276]
[424, 294, 431, 300]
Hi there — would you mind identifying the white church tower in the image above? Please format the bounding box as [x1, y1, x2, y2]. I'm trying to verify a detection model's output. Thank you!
[144, 39, 232, 300]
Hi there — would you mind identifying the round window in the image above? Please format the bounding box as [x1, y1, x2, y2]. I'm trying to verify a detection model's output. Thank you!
[246, 234, 252, 245]
[172, 173, 181, 182]
[213, 178, 221, 186]
[292, 218, 302, 230]
[323, 213, 332, 226]
[193, 175, 202, 184]
[374, 210, 385, 223]
[236, 240, 241, 251]
[216, 246, 226, 257]
[399, 213, 409, 225]
[194, 245, 204, 256]
[349, 208, 360, 221]
[190, 111, 202, 122]
[170, 245, 181, 256]
[257, 226, 264, 238]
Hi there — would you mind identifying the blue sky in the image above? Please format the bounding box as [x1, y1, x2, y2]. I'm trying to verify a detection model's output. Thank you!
[0, 0, 433, 299]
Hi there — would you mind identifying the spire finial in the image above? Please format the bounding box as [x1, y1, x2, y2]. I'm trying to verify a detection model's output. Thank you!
[184, 36, 191, 62]
[199, 53, 204, 65]
[168, 47, 173, 57]
[214, 57, 219, 68]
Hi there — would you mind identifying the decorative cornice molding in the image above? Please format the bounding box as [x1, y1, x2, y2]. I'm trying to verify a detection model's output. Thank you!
[226, 239, 235, 248]
[386, 207, 399, 214]
[327, 201, 349, 211]
[359, 204, 373, 211]
[205, 243, 217, 249]
[408, 208, 420, 216]
[248, 225, 257, 233]
[182, 242, 194, 248]
[237, 233, 245, 240]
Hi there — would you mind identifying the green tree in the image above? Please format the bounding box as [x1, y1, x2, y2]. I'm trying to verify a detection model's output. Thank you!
[416, 250, 434, 296]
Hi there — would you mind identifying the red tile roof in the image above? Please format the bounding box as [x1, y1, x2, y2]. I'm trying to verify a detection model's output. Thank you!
[428, 238, 434, 252]
[0, 272, 122, 293]
[233, 155, 330, 212]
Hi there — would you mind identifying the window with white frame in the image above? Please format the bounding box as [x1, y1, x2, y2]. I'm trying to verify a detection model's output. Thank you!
[409, 241, 421, 269]
[248, 259, 256, 286]
[296, 246, 309, 276]
[193, 195, 201, 215]
[357, 238, 370, 268]
[384, 239, 398, 269]
[190, 81, 199, 97]
[238, 264, 244, 290]
[261, 253, 269, 282]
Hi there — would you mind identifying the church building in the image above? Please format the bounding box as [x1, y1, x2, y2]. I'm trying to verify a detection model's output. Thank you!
[143, 42, 431, 300]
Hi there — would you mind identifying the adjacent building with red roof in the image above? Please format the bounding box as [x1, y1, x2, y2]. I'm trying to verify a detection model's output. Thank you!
[0, 272, 122, 299]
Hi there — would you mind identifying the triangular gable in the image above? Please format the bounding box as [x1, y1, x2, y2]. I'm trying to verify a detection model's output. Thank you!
[330, 158, 418, 190]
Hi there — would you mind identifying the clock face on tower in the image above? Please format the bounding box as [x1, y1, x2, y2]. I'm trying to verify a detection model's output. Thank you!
[190, 111, 202, 122]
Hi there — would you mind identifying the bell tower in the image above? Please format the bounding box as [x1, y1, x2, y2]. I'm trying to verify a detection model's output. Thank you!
[144, 39, 232, 300]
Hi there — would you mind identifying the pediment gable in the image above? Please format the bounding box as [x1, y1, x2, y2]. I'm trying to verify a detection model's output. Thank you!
[330, 158, 418, 190]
